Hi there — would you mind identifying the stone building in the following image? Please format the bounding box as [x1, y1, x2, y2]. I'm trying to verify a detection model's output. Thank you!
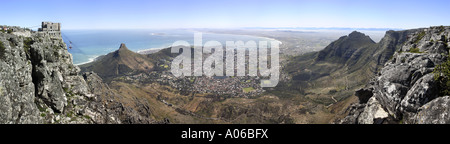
[0, 26, 8, 31]
[38, 22, 61, 38]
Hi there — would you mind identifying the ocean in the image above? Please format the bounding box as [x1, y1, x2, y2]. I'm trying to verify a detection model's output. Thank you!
[61, 29, 275, 65]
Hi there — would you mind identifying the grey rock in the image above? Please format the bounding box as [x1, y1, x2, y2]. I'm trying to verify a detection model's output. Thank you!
[373, 82, 408, 118]
[1, 26, 154, 124]
[338, 103, 366, 124]
[341, 26, 450, 124]
[400, 73, 439, 122]
[413, 96, 450, 124]
[0, 31, 42, 124]
[357, 97, 389, 124]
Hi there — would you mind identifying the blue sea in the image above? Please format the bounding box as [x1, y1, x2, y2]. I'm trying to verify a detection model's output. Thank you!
[61, 29, 274, 65]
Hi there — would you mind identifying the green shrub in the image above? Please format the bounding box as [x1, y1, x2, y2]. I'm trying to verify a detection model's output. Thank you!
[0, 41, 5, 59]
[23, 37, 34, 56]
[414, 31, 426, 44]
[434, 56, 450, 96]
[443, 35, 448, 48]
[409, 47, 422, 53]
[439, 25, 445, 35]
[83, 115, 91, 119]
[66, 111, 73, 117]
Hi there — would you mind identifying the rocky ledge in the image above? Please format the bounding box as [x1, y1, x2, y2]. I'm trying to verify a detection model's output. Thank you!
[339, 26, 450, 124]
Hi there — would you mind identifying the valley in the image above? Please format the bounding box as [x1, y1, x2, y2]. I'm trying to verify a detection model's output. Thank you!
[78, 30, 397, 123]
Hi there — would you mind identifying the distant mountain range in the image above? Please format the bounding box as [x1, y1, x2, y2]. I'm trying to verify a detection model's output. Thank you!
[242, 27, 404, 31]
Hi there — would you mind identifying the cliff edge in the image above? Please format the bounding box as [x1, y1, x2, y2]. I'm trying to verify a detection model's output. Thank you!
[339, 26, 450, 124]
[0, 25, 157, 124]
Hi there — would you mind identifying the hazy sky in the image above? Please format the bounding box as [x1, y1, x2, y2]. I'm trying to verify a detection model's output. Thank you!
[2, 0, 449, 29]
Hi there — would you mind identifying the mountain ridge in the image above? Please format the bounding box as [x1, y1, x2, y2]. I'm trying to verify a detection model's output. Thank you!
[316, 31, 376, 62]
[273, 28, 431, 123]
[339, 26, 450, 124]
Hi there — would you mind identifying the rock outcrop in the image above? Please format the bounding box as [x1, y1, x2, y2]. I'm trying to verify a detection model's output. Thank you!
[0, 26, 156, 124]
[340, 26, 450, 124]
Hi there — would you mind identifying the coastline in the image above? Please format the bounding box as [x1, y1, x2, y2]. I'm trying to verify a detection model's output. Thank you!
[136, 47, 168, 54]
[74, 55, 100, 66]
[135, 33, 283, 55]
[74, 47, 167, 66]
[198, 31, 283, 45]
[72, 31, 283, 66]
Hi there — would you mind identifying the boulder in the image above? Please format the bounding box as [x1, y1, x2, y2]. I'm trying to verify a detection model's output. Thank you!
[414, 96, 450, 124]
[400, 73, 439, 121]
[357, 97, 389, 124]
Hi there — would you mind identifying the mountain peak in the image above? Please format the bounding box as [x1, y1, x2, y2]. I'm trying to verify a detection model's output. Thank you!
[80, 43, 155, 81]
[119, 43, 129, 51]
[316, 31, 376, 62]
[348, 31, 366, 38]
[115, 43, 134, 58]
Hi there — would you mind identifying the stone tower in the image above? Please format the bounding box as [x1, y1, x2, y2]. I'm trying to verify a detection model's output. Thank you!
[38, 22, 61, 38]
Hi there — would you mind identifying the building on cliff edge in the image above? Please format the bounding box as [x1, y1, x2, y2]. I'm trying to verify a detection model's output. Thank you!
[38, 22, 61, 38]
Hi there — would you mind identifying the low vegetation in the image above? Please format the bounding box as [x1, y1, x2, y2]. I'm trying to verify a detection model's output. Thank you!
[433, 54, 450, 96]
[408, 47, 422, 53]
[439, 25, 446, 35]
[443, 35, 448, 47]
[243, 87, 255, 93]
[413, 31, 426, 44]
[0, 41, 5, 59]
[23, 37, 34, 57]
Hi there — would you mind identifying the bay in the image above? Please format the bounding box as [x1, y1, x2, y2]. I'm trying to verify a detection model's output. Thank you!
[62, 29, 275, 65]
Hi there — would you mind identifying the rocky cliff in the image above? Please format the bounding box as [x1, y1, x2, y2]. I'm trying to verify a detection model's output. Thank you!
[0, 26, 156, 124]
[340, 26, 450, 124]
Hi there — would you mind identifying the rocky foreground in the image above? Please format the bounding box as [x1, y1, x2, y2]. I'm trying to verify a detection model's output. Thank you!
[0, 26, 159, 124]
[339, 26, 450, 124]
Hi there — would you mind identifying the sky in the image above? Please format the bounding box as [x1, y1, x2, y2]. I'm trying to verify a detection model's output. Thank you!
[1, 0, 449, 29]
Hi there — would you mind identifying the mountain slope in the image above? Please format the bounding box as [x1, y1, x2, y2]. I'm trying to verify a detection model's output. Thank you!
[74, 28, 449, 124]
[265, 30, 422, 123]
[79, 43, 155, 82]
[277, 32, 381, 100]
[340, 26, 450, 124]
[316, 31, 376, 62]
